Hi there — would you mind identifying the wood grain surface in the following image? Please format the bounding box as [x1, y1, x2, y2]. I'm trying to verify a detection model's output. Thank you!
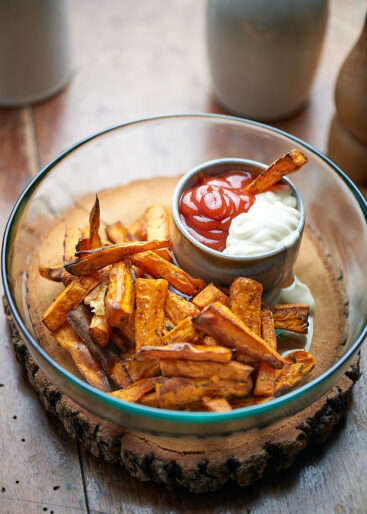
[0, 1, 366, 512]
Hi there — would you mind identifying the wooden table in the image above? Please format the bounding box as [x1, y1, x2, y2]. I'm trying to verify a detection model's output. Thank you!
[1, 1, 366, 512]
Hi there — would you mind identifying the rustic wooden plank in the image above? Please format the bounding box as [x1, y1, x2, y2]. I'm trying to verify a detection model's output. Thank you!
[0, 106, 88, 512]
[0, 306, 88, 513]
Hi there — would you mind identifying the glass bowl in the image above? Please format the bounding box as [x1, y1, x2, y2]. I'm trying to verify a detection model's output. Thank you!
[2, 114, 367, 436]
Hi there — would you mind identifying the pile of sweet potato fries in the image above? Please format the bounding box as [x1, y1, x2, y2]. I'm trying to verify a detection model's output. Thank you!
[39, 196, 314, 412]
[39, 150, 315, 412]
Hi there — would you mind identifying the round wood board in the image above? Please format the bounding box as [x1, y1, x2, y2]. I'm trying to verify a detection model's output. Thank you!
[7, 176, 359, 493]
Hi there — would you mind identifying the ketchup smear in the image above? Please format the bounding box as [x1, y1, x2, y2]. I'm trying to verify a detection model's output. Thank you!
[179, 172, 256, 252]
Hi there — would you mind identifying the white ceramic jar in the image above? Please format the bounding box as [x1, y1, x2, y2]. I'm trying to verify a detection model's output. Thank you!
[0, 0, 72, 106]
[206, 0, 328, 121]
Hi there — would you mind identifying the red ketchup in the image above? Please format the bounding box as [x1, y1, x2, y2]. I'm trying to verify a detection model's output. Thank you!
[179, 172, 256, 252]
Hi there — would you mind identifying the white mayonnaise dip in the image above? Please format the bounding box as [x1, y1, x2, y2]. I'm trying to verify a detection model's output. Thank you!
[223, 184, 301, 257]
[265, 275, 315, 313]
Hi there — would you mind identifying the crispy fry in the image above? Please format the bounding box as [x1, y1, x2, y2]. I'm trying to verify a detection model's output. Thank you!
[254, 310, 278, 397]
[39, 265, 73, 285]
[67, 305, 131, 389]
[162, 316, 175, 336]
[135, 278, 168, 350]
[274, 351, 315, 395]
[151, 377, 253, 410]
[262, 303, 310, 334]
[245, 149, 308, 194]
[230, 277, 263, 336]
[230, 396, 272, 408]
[162, 317, 199, 344]
[105, 260, 134, 328]
[119, 311, 136, 344]
[192, 302, 285, 369]
[164, 290, 200, 325]
[109, 328, 130, 352]
[84, 282, 108, 315]
[160, 359, 253, 381]
[202, 335, 219, 346]
[139, 391, 158, 407]
[137, 342, 232, 363]
[145, 205, 172, 260]
[63, 226, 81, 265]
[55, 322, 110, 391]
[42, 275, 100, 332]
[254, 363, 276, 397]
[110, 377, 158, 402]
[65, 240, 171, 276]
[89, 314, 110, 346]
[89, 196, 102, 250]
[128, 215, 147, 240]
[202, 397, 232, 412]
[131, 251, 204, 295]
[123, 353, 160, 382]
[260, 310, 277, 350]
[106, 221, 134, 243]
[76, 236, 90, 253]
[192, 283, 229, 310]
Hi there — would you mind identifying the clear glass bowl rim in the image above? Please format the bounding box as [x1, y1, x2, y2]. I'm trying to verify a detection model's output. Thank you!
[2, 113, 367, 425]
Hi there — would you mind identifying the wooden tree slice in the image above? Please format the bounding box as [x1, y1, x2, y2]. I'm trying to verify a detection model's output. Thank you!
[4, 298, 360, 493]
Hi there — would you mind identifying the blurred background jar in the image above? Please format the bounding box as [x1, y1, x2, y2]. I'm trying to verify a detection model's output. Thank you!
[0, 0, 72, 106]
[206, 0, 328, 121]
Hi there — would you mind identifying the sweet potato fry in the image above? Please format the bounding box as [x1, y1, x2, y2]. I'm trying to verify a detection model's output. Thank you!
[192, 283, 229, 309]
[131, 251, 204, 295]
[110, 377, 158, 402]
[89, 314, 110, 346]
[202, 335, 219, 346]
[106, 221, 134, 243]
[260, 310, 277, 350]
[137, 342, 232, 363]
[65, 240, 171, 276]
[139, 391, 158, 407]
[119, 311, 136, 344]
[160, 359, 253, 381]
[105, 260, 134, 328]
[55, 322, 110, 391]
[88, 196, 102, 250]
[254, 310, 278, 397]
[230, 396, 272, 408]
[151, 377, 253, 410]
[84, 282, 108, 315]
[162, 317, 199, 344]
[63, 226, 81, 265]
[145, 205, 172, 260]
[67, 305, 131, 389]
[128, 215, 147, 240]
[274, 351, 315, 395]
[192, 302, 285, 369]
[123, 353, 160, 382]
[135, 278, 168, 349]
[76, 236, 90, 253]
[42, 275, 100, 332]
[230, 277, 263, 336]
[202, 397, 232, 412]
[162, 316, 175, 336]
[245, 149, 308, 194]
[109, 328, 130, 353]
[39, 265, 73, 285]
[262, 303, 310, 334]
[164, 290, 200, 325]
